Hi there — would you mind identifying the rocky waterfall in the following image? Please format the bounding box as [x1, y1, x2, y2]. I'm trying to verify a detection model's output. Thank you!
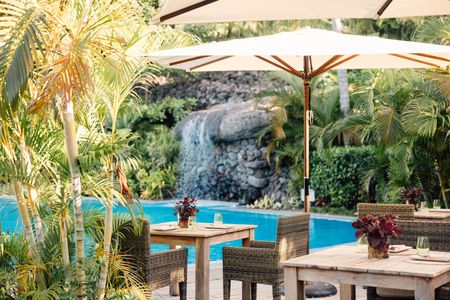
[175, 98, 290, 204]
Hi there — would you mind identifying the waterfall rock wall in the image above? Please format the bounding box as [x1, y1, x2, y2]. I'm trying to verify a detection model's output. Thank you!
[147, 71, 283, 110]
[175, 98, 289, 204]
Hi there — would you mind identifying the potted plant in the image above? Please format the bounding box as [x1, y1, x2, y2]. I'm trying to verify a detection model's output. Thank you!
[352, 214, 401, 258]
[174, 196, 199, 228]
[400, 186, 424, 211]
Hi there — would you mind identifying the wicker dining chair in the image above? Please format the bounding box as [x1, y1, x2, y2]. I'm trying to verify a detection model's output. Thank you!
[357, 203, 415, 219]
[222, 213, 310, 300]
[119, 219, 188, 299]
[367, 220, 450, 300]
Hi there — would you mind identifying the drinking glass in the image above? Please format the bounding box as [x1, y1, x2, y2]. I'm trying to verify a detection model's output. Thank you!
[214, 213, 223, 225]
[356, 235, 368, 253]
[433, 199, 441, 209]
[420, 201, 428, 212]
[416, 236, 430, 257]
[188, 216, 198, 230]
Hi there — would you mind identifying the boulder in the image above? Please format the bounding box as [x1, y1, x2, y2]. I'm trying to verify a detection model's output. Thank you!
[248, 176, 269, 188]
[174, 97, 274, 143]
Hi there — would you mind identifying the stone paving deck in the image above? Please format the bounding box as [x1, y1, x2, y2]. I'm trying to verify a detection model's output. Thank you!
[153, 262, 366, 299]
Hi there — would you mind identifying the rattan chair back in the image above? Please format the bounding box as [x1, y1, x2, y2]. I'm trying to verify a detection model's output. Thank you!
[275, 213, 310, 261]
[396, 220, 450, 252]
[357, 203, 415, 219]
[119, 219, 151, 283]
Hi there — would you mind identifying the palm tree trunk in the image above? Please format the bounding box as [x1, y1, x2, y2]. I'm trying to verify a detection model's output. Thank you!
[60, 212, 71, 283]
[331, 18, 351, 145]
[436, 168, 449, 208]
[13, 181, 47, 288]
[27, 186, 44, 245]
[97, 170, 114, 299]
[13, 181, 36, 252]
[61, 100, 86, 300]
[19, 135, 45, 245]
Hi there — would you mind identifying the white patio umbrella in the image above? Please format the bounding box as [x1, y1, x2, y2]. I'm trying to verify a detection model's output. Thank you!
[145, 28, 450, 211]
[152, 0, 450, 24]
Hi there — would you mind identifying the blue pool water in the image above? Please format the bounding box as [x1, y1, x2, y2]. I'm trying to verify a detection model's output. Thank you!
[0, 197, 356, 264]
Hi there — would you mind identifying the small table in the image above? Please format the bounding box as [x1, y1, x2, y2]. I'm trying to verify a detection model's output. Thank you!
[283, 245, 450, 300]
[151, 222, 256, 300]
[415, 210, 450, 222]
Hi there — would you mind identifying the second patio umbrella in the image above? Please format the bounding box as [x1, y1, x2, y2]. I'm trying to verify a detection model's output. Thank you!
[145, 28, 450, 211]
[152, 0, 450, 24]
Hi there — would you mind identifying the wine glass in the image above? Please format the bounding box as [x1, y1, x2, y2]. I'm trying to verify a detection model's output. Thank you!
[214, 213, 223, 225]
[420, 201, 428, 212]
[356, 235, 368, 253]
[433, 199, 440, 209]
[188, 216, 198, 230]
[416, 236, 430, 257]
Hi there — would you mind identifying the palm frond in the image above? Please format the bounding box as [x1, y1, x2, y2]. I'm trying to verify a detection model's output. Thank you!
[0, 0, 45, 105]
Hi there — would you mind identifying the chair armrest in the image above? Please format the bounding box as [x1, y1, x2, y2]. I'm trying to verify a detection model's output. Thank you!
[223, 246, 278, 269]
[250, 240, 276, 249]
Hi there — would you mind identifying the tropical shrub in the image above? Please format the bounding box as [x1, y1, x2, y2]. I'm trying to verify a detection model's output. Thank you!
[336, 69, 450, 207]
[311, 146, 373, 209]
[400, 187, 424, 209]
[127, 98, 197, 199]
[0, 0, 196, 296]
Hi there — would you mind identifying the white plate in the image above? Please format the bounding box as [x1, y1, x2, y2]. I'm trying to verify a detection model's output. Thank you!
[205, 224, 232, 229]
[388, 245, 412, 253]
[153, 225, 177, 231]
[410, 255, 450, 262]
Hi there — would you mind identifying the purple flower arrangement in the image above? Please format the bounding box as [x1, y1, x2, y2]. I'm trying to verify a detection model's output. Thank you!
[174, 196, 199, 224]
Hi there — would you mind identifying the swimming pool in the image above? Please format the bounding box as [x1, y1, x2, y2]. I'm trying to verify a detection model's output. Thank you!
[0, 197, 356, 263]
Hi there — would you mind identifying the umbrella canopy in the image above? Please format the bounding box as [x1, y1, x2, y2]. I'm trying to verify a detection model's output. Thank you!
[148, 28, 450, 71]
[145, 28, 450, 211]
[152, 0, 450, 24]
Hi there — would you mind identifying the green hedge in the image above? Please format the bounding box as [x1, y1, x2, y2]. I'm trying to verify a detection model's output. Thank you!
[311, 146, 373, 209]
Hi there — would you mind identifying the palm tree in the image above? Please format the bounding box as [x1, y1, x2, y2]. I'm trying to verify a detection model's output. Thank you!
[0, 106, 48, 289]
[86, 60, 143, 299]
[1, 0, 196, 298]
[335, 69, 449, 206]
[415, 16, 450, 45]
[258, 71, 341, 200]
[331, 19, 350, 127]
[1, 1, 145, 297]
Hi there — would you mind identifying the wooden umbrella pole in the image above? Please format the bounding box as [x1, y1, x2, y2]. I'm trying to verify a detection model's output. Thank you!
[303, 56, 312, 212]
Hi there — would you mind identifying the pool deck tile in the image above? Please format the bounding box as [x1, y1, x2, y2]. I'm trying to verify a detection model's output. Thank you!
[153, 263, 366, 299]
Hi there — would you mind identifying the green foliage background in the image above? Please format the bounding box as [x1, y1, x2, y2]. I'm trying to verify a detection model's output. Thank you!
[311, 147, 373, 209]
[127, 97, 197, 199]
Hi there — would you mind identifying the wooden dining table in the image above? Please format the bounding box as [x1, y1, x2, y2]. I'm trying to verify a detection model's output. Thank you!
[414, 209, 450, 222]
[151, 222, 256, 300]
[283, 245, 450, 300]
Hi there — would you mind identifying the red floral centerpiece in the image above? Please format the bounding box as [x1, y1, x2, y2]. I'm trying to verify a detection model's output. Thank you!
[400, 186, 424, 211]
[352, 214, 401, 258]
[174, 196, 199, 228]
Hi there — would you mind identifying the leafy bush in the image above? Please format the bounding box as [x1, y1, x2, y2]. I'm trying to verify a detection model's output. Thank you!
[247, 194, 283, 210]
[127, 97, 196, 199]
[248, 193, 301, 210]
[311, 146, 373, 209]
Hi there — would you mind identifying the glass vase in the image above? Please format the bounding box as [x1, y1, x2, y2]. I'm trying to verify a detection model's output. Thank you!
[177, 213, 189, 228]
[368, 245, 389, 259]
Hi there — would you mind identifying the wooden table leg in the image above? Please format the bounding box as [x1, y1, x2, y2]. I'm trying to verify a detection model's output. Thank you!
[196, 238, 210, 300]
[415, 279, 435, 299]
[169, 244, 180, 296]
[242, 229, 255, 300]
[284, 267, 304, 300]
[340, 284, 356, 300]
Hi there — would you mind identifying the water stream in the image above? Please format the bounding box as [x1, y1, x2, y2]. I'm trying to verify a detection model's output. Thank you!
[177, 114, 216, 198]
